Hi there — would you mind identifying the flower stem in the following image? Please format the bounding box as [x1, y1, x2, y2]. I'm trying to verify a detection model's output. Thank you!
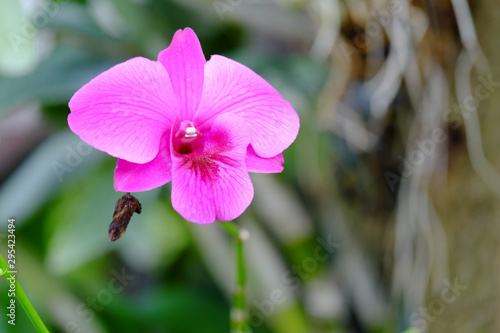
[0, 253, 49, 333]
[219, 222, 252, 333]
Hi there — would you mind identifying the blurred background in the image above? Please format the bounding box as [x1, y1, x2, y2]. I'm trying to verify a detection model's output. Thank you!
[0, 0, 499, 332]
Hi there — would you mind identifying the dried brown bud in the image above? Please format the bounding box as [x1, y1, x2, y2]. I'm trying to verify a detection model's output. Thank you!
[108, 193, 142, 242]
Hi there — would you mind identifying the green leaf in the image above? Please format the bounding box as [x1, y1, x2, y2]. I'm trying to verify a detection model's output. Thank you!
[46, 2, 114, 39]
[0, 0, 37, 77]
[43, 161, 128, 275]
[109, 286, 230, 333]
[0, 47, 118, 116]
[0, 130, 106, 225]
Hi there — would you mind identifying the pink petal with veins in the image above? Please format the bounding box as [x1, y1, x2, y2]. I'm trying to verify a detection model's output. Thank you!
[195, 55, 299, 158]
[68, 57, 178, 163]
[158, 28, 206, 120]
[245, 145, 284, 173]
[114, 133, 172, 192]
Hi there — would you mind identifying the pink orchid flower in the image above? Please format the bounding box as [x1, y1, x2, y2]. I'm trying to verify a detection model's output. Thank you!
[68, 28, 299, 224]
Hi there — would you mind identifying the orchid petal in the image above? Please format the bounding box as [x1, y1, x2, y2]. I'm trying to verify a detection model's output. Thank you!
[195, 55, 300, 158]
[114, 134, 172, 192]
[245, 145, 284, 173]
[158, 28, 205, 120]
[68, 57, 178, 163]
[171, 113, 253, 224]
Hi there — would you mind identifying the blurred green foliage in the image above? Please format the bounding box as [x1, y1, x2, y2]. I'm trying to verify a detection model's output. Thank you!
[0, 0, 335, 332]
[0, 0, 407, 332]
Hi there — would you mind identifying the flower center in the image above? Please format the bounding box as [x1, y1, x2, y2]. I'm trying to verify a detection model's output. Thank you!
[174, 120, 204, 155]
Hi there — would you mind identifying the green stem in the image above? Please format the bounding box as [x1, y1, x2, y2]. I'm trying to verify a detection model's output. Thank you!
[0, 253, 49, 333]
[220, 222, 251, 333]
